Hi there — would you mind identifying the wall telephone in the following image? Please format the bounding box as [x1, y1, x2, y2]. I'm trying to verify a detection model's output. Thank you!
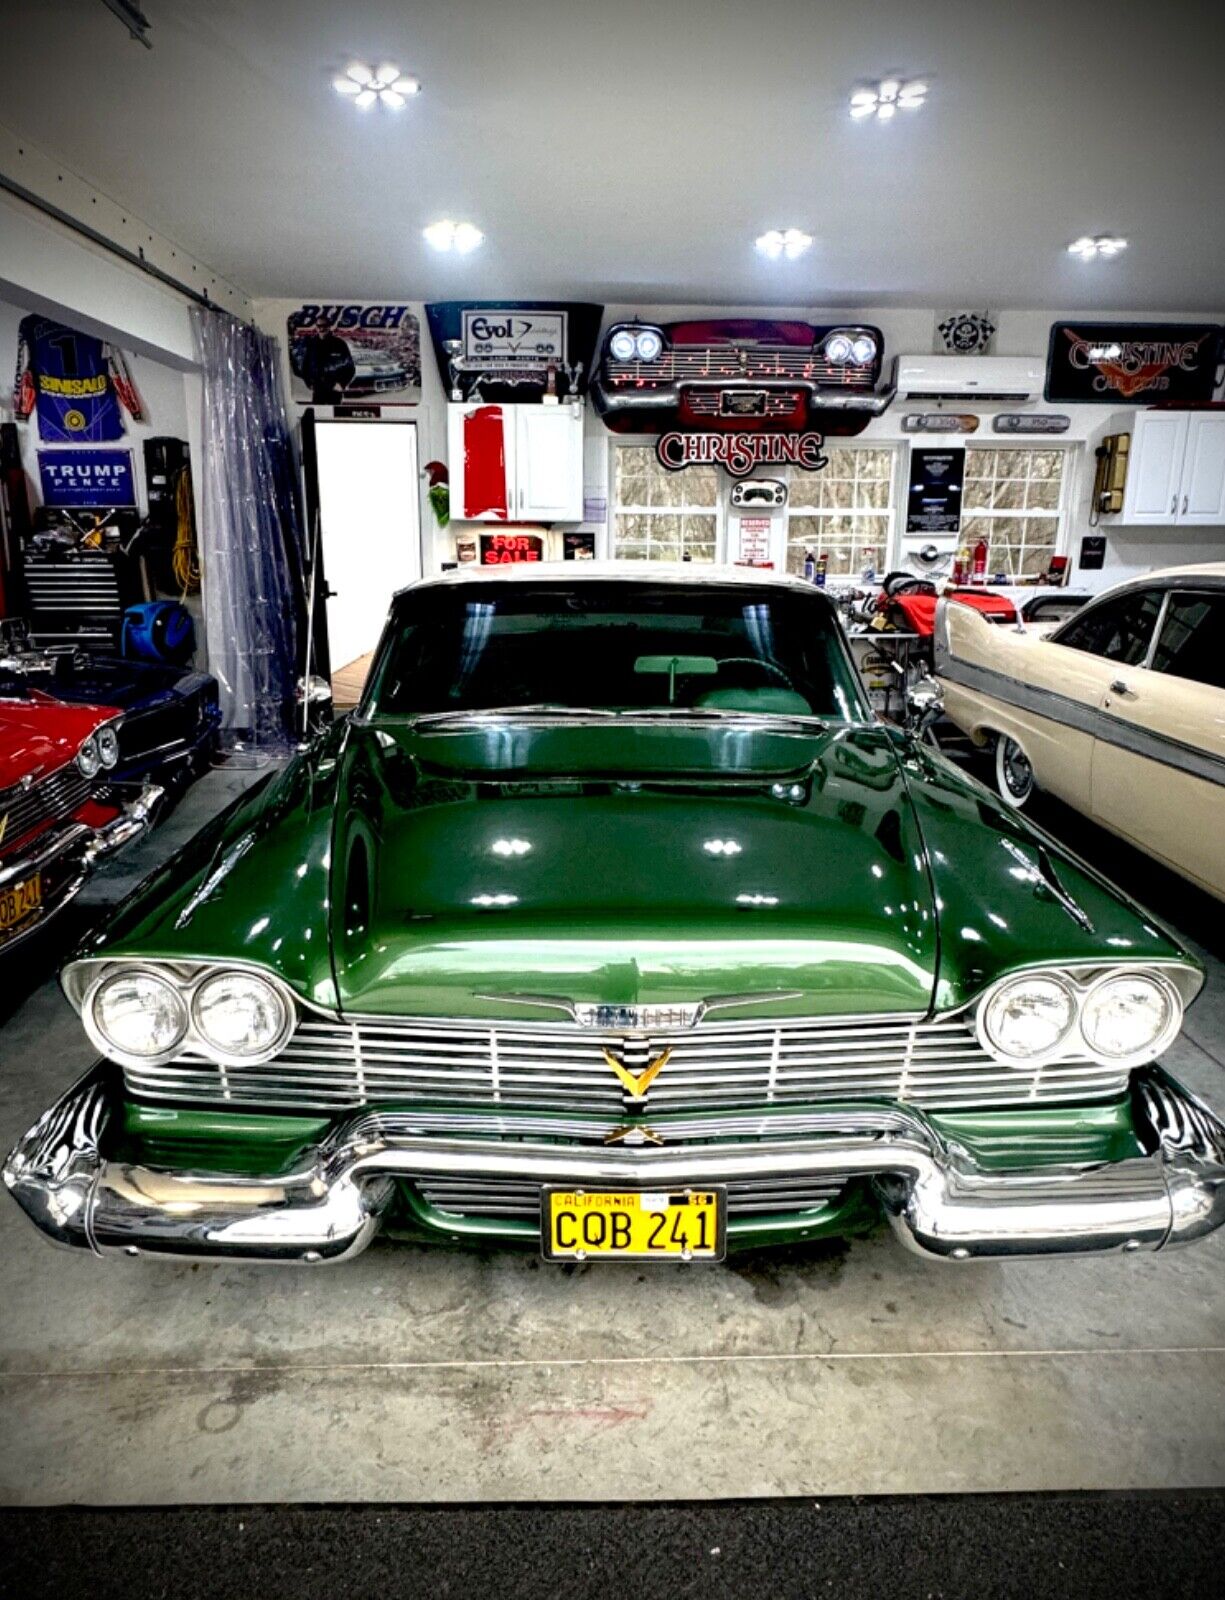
[1089, 432, 1129, 525]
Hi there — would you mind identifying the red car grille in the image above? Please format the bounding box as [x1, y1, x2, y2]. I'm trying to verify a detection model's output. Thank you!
[0, 762, 92, 853]
[683, 391, 805, 417]
[604, 346, 875, 387]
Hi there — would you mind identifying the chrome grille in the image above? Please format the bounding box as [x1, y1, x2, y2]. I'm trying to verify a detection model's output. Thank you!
[684, 391, 802, 417]
[0, 762, 92, 850]
[604, 346, 874, 387]
[418, 1174, 852, 1222]
[123, 1012, 1131, 1117]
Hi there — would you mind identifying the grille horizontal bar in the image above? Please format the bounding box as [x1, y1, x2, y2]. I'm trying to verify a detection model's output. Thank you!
[124, 1010, 1131, 1120]
[417, 1174, 851, 1222]
[0, 762, 92, 848]
[604, 347, 874, 386]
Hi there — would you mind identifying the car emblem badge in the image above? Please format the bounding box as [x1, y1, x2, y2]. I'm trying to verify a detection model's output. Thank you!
[602, 1045, 672, 1101]
[603, 1124, 664, 1146]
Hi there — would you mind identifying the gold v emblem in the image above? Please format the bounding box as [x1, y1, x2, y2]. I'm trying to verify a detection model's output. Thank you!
[601, 1046, 672, 1099]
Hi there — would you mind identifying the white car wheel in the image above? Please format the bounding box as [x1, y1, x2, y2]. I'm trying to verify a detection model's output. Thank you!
[995, 735, 1035, 809]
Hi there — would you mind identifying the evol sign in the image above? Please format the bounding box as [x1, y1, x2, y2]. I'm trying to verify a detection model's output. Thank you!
[656, 431, 828, 479]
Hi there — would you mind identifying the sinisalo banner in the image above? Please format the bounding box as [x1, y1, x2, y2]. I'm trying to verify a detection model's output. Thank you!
[286, 303, 422, 405]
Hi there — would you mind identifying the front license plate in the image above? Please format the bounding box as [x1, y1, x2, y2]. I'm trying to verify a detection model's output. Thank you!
[0, 871, 42, 935]
[542, 1187, 726, 1262]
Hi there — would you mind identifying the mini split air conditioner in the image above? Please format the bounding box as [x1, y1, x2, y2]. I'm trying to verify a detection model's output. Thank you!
[893, 355, 1045, 403]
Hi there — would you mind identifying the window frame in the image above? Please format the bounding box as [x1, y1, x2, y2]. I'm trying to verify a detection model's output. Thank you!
[1145, 587, 1225, 689]
[958, 443, 1075, 581]
[782, 443, 901, 579]
[608, 438, 726, 564]
[1049, 584, 1167, 665]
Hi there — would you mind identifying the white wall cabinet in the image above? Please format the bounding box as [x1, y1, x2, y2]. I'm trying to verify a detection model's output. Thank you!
[448, 401, 584, 523]
[1120, 410, 1225, 526]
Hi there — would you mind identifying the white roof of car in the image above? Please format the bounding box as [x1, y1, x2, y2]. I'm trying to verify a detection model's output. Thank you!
[409, 561, 821, 594]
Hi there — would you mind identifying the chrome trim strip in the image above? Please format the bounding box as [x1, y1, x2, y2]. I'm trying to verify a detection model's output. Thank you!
[6, 1063, 1222, 1263]
[936, 649, 1225, 790]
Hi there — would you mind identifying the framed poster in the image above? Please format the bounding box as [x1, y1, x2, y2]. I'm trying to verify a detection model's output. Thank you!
[906, 447, 964, 534]
[1045, 323, 1221, 404]
[38, 448, 136, 507]
[563, 531, 596, 560]
[287, 304, 422, 405]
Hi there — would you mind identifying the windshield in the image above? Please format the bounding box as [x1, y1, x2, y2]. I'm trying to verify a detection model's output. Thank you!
[364, 580, 866, 722]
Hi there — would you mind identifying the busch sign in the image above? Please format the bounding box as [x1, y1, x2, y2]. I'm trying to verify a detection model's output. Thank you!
[655, 431, 828, 479]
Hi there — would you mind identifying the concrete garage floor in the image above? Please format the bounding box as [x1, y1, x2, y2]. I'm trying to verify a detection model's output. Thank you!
[0, 759, 1222, 1505]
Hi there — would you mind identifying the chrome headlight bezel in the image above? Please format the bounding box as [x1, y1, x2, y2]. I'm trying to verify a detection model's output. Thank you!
[975, 963, 1191, 1069]
[607, 323, 665, 363]
[77, 961, 297, 1070]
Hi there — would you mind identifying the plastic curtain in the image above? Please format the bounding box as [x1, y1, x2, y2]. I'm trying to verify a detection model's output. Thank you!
[192, 307, 304, 752]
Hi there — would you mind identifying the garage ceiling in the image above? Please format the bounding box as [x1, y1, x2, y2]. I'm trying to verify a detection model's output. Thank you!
[1, 0, 1222, 310]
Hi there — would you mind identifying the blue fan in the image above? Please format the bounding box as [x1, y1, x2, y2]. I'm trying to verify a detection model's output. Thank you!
[121, 601, 195, 664]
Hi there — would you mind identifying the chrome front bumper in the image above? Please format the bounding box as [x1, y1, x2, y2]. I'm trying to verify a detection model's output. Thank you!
[0, 782, 162, 951]
[4, 1063, 1223, 1265]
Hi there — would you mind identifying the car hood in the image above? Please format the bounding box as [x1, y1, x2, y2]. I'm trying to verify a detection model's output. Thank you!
[327, 720, 938, 1019]
[0, 690, 120, 791]
[84, 719, 1192, 1027]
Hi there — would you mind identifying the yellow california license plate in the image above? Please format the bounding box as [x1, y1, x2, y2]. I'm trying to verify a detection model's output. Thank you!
[0, 871, 42, 935]
[543, 1188, 726, 1262]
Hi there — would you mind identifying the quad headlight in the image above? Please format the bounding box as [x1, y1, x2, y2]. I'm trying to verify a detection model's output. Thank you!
[608, 325, 664, 362]
[192, 970, 292, 1064]
[86, 969, 189, 1065]
[81, 963, 295, 1069]
[96, 724, 120, 769]
[977, 966, 1186, 1068]
[76, 736, 101, 778]
[1080, 972, 1178, 1065]
[980, 974, 1076, 1061]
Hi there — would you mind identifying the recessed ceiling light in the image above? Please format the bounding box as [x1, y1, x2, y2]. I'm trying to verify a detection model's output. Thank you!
[850, 78, 927, 120]
[334, 61, 420, 109]
[424, 219, 484, 253]
[1068, 235, 1128, 260]
[755, 228, 812, 260]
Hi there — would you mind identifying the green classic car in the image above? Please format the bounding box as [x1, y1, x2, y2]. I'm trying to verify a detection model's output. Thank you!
[6, 566, 1224, 1266]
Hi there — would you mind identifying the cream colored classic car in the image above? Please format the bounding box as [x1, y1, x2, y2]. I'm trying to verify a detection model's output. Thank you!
[935, 564, 1225, 901]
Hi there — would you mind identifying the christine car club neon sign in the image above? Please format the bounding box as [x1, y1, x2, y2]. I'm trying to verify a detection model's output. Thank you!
[656, 430, 828, 479]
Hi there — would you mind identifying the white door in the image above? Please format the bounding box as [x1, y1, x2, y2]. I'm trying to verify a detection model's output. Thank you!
[1178, 413, 1225, 525]
[1121, 412, 1187, 524]
[314, 420, 421, 695]
[515, 405, 584, 520]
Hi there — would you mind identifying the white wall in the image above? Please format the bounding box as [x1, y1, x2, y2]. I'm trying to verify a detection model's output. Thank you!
[253, 296, 1225, 594]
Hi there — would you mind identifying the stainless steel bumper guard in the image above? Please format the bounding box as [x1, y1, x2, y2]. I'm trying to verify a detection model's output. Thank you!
[4, 1063, 1223, 1265]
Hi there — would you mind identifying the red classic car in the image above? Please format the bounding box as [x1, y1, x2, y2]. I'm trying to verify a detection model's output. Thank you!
[0, 688, 161, 952]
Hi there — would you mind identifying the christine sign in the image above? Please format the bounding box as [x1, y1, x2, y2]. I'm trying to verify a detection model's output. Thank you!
[1045, 323, 1222, 404]
[656, 431, 827, 479]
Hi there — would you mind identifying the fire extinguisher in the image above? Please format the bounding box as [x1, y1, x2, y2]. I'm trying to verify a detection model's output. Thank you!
[971, 537, 988, 585]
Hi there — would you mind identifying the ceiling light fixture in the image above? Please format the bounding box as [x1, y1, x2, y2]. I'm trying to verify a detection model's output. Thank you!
[334, 61, 421, 110]
[423, 219, 485, 253]
[850, 78, 927, 120]
[1067, 235, 1128, 261]
[755, 228, 813, 260]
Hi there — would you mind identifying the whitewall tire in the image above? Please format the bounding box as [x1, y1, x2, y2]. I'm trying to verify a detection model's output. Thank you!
[995, 735, 1035, 809]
